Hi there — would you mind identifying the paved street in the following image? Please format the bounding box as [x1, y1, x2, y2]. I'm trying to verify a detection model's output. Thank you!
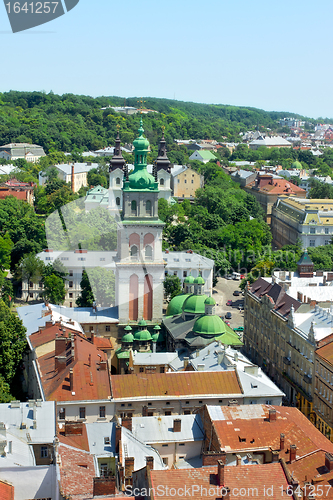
[213, 277, 245, 329]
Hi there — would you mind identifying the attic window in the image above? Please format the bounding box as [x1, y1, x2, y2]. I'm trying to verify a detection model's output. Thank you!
[251, 383, 258, 388]
[104, 437, 110, 445]
[238, 436, 246, 442]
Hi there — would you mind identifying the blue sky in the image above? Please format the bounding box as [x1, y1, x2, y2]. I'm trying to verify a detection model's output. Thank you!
[1, 0, 332, 119]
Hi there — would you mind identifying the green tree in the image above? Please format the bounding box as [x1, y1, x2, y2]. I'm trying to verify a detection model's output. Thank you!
[76, 270, 94, 307]
[85, 267, 116, 307]
[0, 300, 27, 385]
[42, 274, 66, 305]
[16, 253, 44, 301]
[164, 274, 182, 302]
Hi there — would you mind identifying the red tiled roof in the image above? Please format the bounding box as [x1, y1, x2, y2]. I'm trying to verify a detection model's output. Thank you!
[58, 444, 95, 498]
[289, 450, 333, 496]
[111, 371, 242, 400]
[30, 322, 76, 349]
[150, 463, 290, 499]
[93, 337, 114, 349]
[38, 332, 111, 401]
[212, 406, 333, 459]
[316, 343, 333, 366]
[58, 424, 90, 452]
[0, 480, 14, 500]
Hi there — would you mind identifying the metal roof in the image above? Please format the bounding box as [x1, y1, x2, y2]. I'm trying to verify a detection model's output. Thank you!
[132, 414, 204, 444]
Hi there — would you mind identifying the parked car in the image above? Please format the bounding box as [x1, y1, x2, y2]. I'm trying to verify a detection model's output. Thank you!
[234, 326, 244, 332]
[226, 300, 232, 306]
[233, 290, 241, 296]
[225, 312, 232, 319]
[226, 275, 233, 280]
[240, 274, 245, 279]
[239, 303, 244, 311]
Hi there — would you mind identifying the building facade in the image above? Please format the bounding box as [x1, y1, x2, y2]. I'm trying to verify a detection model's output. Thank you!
[272, 197, 333, 249]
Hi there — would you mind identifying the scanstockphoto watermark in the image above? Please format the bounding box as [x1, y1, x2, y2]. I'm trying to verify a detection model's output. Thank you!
[125, 485, 333, 497]
[3, 0, 80, 33]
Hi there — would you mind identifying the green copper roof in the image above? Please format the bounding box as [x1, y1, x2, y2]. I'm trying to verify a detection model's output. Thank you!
[292, 160, 302, 169]
[152, 330, 165, 342]
[154, 324, 161, 331]
[124, 325, 133, 331]
[123, 118, 158, 192]
[182, 294, 207, 314]
[138, 319, 147, 327]
[166, 293, 190, 316]
[193, 314, 229, 336]
[116, 349, 130, 359]
[184, 275, 195, 284]
[194, 276, 205, 285]
[215, 331, 243, 346]
[134, 328, 152, 341]
[204, 296, 216, 305]
[122, 332, 134, 343]
[297, 251, 314, 266]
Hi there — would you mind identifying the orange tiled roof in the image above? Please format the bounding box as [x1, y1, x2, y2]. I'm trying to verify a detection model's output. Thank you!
[0, 481, 14, 500]
[38, 332, 111, 402]
[316, 343, 333, 366]
[58, 444, 95, 498]
[212, 406, 333, 458]
[289, 450, 333, 496]
[58, 424, 90, 452]
[111, 371, 242, 400]
[30, 322, 75, 349]
[150, 463, 289, 500]
[93, 336, 114, 349]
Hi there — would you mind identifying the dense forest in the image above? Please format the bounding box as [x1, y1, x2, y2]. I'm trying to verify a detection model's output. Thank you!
[0, 90, 319, 155]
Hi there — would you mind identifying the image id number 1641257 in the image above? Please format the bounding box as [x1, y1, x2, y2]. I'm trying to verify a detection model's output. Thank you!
[5, 2, 59, 13]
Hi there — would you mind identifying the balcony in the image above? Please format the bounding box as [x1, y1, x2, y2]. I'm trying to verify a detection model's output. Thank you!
[283, 357, 291, 366]
[303, 374, 312, 384]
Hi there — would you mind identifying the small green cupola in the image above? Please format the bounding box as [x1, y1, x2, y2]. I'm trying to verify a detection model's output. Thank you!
[204, 295, 216, 315]
[194, 275, 205, 295]
[123, 119, 158, 192]
[184, 274, 195, 294]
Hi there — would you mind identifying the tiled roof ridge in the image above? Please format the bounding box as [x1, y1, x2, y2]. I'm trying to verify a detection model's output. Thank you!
[58, 441, 92, 454]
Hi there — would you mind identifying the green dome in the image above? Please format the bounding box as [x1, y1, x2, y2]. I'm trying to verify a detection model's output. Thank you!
[194, 276, 205, 285]
[128, 166, 156, 190]
[182, 294, 207, 314]
[133, 119, 150, 151]
[193, 314, 227, 336]
[292, 160, 302, 169]
[154, 324, 161, 331]
[122, 332, 134, 343]
[184, 275, 195, 284]
[124, 325, 133, 331]
[138, 319, 147, 327]
[134, 328, 152, 341]
[152, 330, 165, 342]
[204, 296, 216, 305]
[166, 293, 190, 316]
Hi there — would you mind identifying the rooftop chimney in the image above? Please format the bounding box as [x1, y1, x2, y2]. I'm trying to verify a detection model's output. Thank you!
[272, 450, 279, 462]
[124, 457, 135, 478]
[325, 452, 333, 471]
[55, 336, 67, 357]
[183, 357, 189, 369]
[55, 356, 67, 373]
[236, 454, 242, 466]
[269, 409, 276, 422]
[280, 433, 285, 451]
[122, 416, 132, 432]
[217, 460, 225, 486]
[290, 444, 297, 463]
[146, 456, 154, 470]
[115, 424, 121, 453]
[173, 419, 181, 432]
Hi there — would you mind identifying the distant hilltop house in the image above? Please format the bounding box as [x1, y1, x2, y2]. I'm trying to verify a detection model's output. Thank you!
[0, 178, 36, 204]
[95, 145, 133, 157]
[0, 143, 45, 162]
[101, 105, 158, 115]
[39, 162, 99, 193]
[189, 150, 217, 163]
[249, 135, 292, 150]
